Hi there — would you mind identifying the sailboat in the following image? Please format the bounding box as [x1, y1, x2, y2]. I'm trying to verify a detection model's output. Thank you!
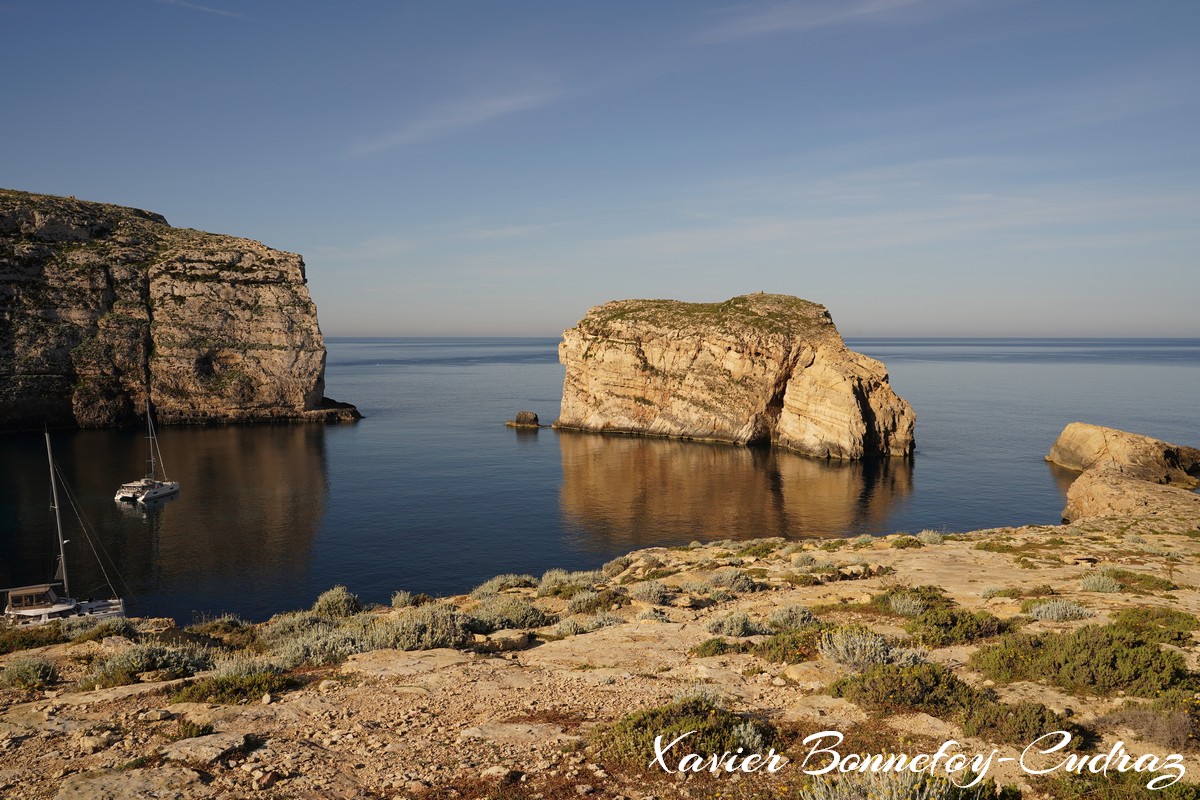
[114, 401, 179, 504]
[2, 433, 126, 627]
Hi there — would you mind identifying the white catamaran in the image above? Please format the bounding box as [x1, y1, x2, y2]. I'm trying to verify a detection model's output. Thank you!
[114, 402, 179, 504]
[2, 433, 126, 627]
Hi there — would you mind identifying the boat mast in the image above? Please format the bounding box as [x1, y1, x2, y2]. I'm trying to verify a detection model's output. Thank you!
[145, 398, 157, 479]
[45, 432, 70, 598]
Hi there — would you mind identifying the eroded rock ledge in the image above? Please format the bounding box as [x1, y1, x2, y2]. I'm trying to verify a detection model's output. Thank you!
[1047, 422, 1200, 524]
[555, 293, 915, 459]
[0, 188, 359, 428]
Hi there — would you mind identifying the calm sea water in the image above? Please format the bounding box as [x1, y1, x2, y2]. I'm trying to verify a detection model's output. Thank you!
[1, 338, 1197, 622]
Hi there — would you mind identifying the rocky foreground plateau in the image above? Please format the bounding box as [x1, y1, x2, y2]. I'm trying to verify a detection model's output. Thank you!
[1, 424, 1198, 800]
[0, 189, 358, 429]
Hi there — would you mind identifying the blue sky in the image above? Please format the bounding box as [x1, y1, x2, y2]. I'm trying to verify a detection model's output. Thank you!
[3, 0, 1197, 336]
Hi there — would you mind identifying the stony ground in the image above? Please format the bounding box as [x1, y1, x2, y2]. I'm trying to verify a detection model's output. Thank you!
[3, 506, 1200, 800]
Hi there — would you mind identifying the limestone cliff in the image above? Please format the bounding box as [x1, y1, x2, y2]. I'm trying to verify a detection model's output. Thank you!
[0, 188, 358, 429]
[1047, 423, 1200, 524]
[555, 294, 915, 459]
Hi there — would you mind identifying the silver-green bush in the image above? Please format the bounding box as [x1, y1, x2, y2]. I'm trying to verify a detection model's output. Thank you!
[1030, 599, 1093, 621]
[0, 657, 59, 689]
[311, 585, 362, 617]
[469, 574, 537, 598]
[629, 580, 674, 605]
[819, 625, 926, 670]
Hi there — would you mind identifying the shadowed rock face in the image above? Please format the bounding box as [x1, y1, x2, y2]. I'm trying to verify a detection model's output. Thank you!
[0, 188, 359, 429]
[555, 294, 915, 460]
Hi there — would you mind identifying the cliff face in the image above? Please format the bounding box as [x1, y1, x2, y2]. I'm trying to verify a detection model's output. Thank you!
[0, 188, 358, 429]
[555, 294, 915, 459]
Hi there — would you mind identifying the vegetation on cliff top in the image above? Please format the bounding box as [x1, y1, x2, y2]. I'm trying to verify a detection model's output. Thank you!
[580, 293, 835, 339]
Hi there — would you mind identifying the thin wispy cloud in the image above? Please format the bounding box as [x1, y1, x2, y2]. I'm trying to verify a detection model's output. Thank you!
[348, 86, 561, 156]
[696, 0, 965, 42]
[603, 184, 1200, 258]
[459, 224, 549, 240]
[312, 235, 413, 261]
[152, 0, 247, 20]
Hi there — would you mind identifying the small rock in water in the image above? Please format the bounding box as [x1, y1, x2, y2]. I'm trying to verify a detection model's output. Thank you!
[506, 410, 540, 428]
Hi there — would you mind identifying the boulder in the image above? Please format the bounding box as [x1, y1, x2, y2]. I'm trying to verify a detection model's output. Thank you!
[1047, 422, 1200, 487]
[506, 410, 541, 428]
[555, 294, 914, 459]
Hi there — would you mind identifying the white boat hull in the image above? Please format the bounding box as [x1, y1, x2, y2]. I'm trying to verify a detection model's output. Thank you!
[138, 481, 179, 503]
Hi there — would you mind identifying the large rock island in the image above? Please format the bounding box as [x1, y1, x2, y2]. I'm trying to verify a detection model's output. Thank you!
[555, 293, 915, 459]
[0, 188, 358, 428]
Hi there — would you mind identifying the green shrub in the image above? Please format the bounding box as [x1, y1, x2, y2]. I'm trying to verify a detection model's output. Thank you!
[737, 541, 778, 558]
[601, 556, 632, 577]
[591, 693, 773, 766]
[469, 573, 537, 598]
[0, 623, 66, 655]
[169, 719, 214, 740]
[0, 657, 59, 689]
[1112, 607, 1199, 636]
[184, 615, 256, 649]
[969, 624, 1197, 698]
[1033, 770, 1200, 799]
[311, 585, 362, 617]
[752, 629, 822, 664]
[962, 699, 1074, 745]
[566, 588, 629, 615]
[891, 537, 923, 549]
[1101, 568, 1176, 593]
[690, 637, 742, 658]
[905, 608, 1015, 647]
[467, 595, 556, 633]
[173, 672, 299, 704]
[67, 618, 139, 643]
[85, 644, 210, 689]
[831, 662, 975, 718]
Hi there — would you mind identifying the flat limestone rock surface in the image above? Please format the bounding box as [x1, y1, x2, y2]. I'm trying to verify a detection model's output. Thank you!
[54, 767, 217, 800]
[0, 188, 358, 428]
[555, 293, 915, 459]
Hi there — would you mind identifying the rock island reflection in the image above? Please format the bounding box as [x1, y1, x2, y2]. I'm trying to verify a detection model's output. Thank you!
[557, 431, 913, 552]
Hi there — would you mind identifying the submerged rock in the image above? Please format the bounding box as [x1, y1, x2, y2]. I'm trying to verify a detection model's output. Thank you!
[555, 293, 915, 459]
[0, 188, 359, 429]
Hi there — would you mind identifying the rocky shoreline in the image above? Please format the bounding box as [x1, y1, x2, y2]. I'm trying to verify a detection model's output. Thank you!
[1, 424, 1198, 799]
